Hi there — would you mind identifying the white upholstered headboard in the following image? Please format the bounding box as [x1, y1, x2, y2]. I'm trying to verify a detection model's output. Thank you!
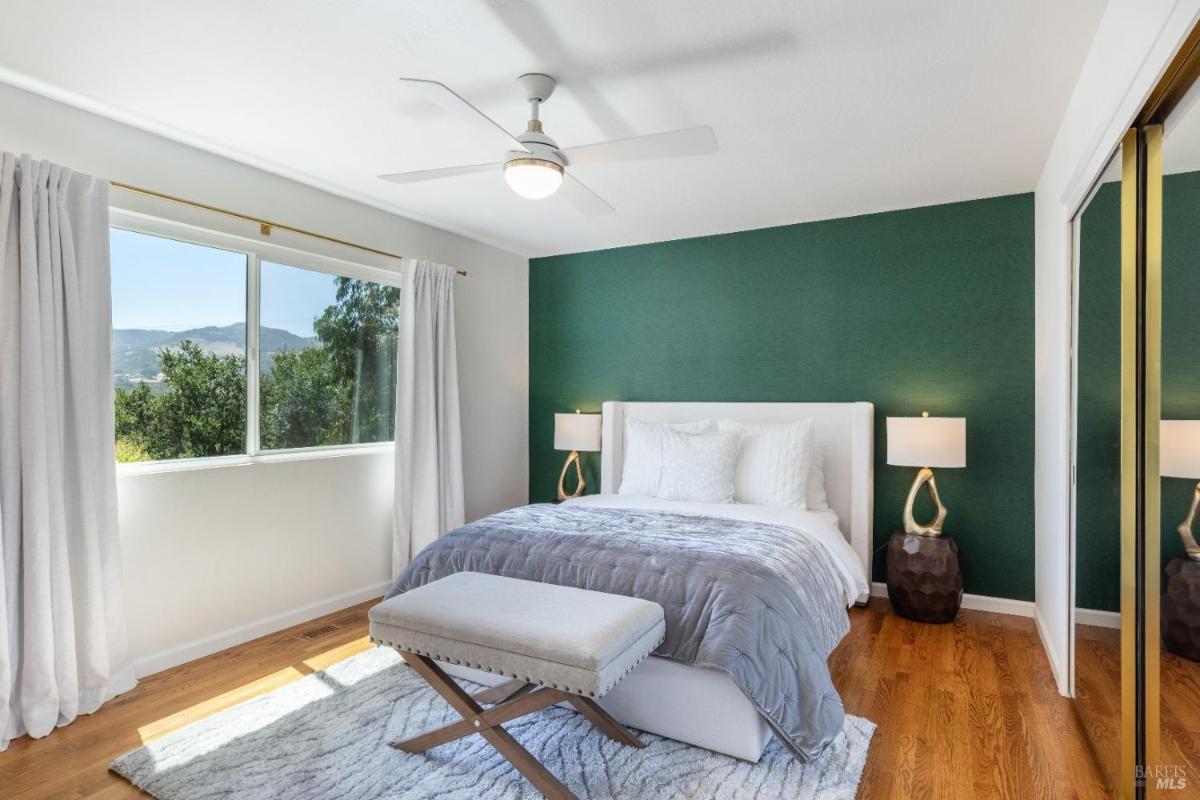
[600, 401, 874, 596]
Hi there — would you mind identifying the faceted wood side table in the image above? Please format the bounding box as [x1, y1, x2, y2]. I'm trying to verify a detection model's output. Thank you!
[886, 531, 964, 624]
[1163, 557, 1200, 662]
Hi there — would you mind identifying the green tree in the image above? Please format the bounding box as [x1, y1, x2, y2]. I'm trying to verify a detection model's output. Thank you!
[312, 277, 400, 443]
[114, 340, 245, 460]
[114, 437, 152, 463]
[114, 382, 155, 455]
[114, 276, 400, 461]
[260, 345, 347, 449]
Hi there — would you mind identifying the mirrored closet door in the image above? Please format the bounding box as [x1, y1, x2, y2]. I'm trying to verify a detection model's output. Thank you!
[1071, 27, 1200, 798]
[1072, 149, 1125, 794]
[1072, 125, 1163, 800]
[1156, 86, 1200, 799]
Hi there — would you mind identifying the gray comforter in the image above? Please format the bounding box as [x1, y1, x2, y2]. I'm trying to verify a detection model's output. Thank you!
[384, 503, 851, 761]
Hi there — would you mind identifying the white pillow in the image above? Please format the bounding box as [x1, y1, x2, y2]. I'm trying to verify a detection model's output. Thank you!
[807, 444, 830, 511]
[618, 417, 717, 495]
[655, 429, 741, 503]
[717, 418, 814, 509]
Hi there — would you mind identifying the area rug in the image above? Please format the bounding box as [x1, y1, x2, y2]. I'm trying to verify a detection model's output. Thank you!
[111, 646, 874, 799]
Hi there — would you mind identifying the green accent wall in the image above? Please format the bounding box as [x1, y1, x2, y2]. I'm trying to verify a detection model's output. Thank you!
[529, 193, 1036, 601]
[1075, 179, 1121, 613]
[1076, 172, 1200, 613]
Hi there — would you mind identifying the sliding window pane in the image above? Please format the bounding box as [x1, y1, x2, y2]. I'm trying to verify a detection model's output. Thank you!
[110, 228, 247, 462]
[259, 261, 399, 450]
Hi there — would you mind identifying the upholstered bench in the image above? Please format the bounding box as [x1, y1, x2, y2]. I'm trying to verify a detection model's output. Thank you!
[369, 572, 666, 800]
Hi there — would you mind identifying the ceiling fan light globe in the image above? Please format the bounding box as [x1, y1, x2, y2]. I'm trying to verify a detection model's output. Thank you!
[504, 158, 564, 199]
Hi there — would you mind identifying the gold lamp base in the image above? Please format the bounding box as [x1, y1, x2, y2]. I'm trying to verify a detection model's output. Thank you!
[557, 450, 585, 501]
[1178, 481, 1200, 561]
[903, 466, 948, 537]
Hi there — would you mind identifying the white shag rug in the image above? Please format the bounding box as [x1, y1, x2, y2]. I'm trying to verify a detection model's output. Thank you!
[111, 647, 874, 799]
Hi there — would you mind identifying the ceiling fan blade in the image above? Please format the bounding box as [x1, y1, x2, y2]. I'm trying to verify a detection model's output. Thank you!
[561, 126, 717, 167]
[560, 173, 615, 217]
[397, 78, 529, 153]
[378, 162, 499, 184]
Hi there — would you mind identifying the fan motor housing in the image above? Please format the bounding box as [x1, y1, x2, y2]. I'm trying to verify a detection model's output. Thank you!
[507, 136, 564, 170]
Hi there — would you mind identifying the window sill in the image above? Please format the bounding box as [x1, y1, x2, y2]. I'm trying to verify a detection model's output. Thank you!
[116, 442, 395, 477]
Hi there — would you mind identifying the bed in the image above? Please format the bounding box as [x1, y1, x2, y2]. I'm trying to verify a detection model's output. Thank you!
[386, 401, 873, 762]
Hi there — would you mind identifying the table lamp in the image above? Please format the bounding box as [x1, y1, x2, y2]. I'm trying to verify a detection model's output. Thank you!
[554, 410, 601, 501]
[1161, 420, 1200, 560]
[887, 413, 967, 536]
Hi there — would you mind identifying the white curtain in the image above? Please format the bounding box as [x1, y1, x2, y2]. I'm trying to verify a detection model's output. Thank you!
[392, 259, 465, 576]
[0, 153, 135, 750]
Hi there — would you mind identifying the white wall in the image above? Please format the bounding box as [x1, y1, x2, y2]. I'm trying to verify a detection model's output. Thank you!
[1034, 0, 1200, 694]
[116, 452, 395, 676]
[0, 81, 530, 676]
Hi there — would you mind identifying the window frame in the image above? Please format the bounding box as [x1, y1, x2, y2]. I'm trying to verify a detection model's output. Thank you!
[111, 209, 401, 475]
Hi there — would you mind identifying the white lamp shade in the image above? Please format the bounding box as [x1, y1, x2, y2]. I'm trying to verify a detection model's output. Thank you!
[555, 413, 601, 452]
[887, 416, 966, 468]
[1160, 420, 1200, 478]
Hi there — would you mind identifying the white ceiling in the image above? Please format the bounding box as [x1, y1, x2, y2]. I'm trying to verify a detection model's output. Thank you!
[0, 0, 1106, 257]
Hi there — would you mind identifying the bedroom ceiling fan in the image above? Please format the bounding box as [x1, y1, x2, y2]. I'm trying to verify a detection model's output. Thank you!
[378, 74, 719, 217]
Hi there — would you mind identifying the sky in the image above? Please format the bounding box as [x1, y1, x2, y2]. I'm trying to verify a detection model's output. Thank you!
[110, 228, 341, 337]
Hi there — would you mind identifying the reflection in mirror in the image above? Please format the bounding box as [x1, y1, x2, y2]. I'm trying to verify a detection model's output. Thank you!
[1073, 149, 1123, 793]
[1158, 96, 1200, 796]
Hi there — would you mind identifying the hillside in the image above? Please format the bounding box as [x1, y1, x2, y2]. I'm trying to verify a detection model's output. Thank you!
[113, 323, 316, 386]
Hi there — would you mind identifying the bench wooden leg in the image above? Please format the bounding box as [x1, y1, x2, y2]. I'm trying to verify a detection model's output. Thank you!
[395, 654, 648, 798]
[394, 683, 567, 752]
[479, 725, 579, 800]
[565, 696, 646, 748]
[394, 654, 578, 800]
[473, 677, 529, 705]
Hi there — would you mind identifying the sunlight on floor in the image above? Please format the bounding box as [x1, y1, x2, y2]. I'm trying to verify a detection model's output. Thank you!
[129, 640, 400, 773]
[136, 636, 374, 746]
[136, 665, 314, 744]
[302, 636, 375, 673]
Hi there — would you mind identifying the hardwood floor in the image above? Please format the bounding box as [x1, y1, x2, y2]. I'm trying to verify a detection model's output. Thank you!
[0, 599, 1108, 799]
[1161, 649, 1200, 796]
[1075, 621, 1200, 799]
[838, 604, 1108, 800]
[1074, 623, 1122, 793]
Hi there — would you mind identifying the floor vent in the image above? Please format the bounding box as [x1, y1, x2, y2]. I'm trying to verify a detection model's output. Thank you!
[296, 623, 340, 641]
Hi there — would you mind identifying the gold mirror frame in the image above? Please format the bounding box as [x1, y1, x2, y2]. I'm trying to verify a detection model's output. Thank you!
[1116, 124, 1162, 800]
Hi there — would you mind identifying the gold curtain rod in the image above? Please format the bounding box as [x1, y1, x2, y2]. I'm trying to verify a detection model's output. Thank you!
[109, 181, 468, 277]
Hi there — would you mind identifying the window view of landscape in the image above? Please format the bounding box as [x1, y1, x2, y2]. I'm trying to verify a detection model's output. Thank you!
[259, 260, 399, 450]
[111, 229, 399, 463]
[112, 229, 248, 462]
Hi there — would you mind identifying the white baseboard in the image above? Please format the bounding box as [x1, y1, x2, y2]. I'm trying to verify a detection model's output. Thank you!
[130, 581, 392, 679]
[1075, 606, 1121, 629]
[869, 581, 1034, 617]
[1034, 605, 1068, 696]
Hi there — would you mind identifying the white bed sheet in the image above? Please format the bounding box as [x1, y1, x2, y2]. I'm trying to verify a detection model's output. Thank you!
[565, 493, 870, 607]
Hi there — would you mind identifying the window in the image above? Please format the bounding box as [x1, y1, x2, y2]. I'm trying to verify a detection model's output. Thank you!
[259, 260, 399, 450]
[112, 229, 248, 462]
[110, 221, 400, 465]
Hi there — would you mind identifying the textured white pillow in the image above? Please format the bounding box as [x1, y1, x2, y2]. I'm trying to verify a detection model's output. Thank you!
[618, 417, 717, 496]
[655, 429, 741, 503]
[807, 444, 831, 511]
[717, 418, 814, 509]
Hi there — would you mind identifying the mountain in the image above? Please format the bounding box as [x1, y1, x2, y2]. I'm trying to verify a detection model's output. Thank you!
[113, 323, 316, 385]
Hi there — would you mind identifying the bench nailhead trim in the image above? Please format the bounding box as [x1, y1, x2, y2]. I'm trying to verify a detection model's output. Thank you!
[369, 630, 665, 699]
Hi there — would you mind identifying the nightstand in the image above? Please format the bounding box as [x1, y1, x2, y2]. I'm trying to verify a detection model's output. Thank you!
[1163, 556, 1200, 662]
[886, 530, 964, 623]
